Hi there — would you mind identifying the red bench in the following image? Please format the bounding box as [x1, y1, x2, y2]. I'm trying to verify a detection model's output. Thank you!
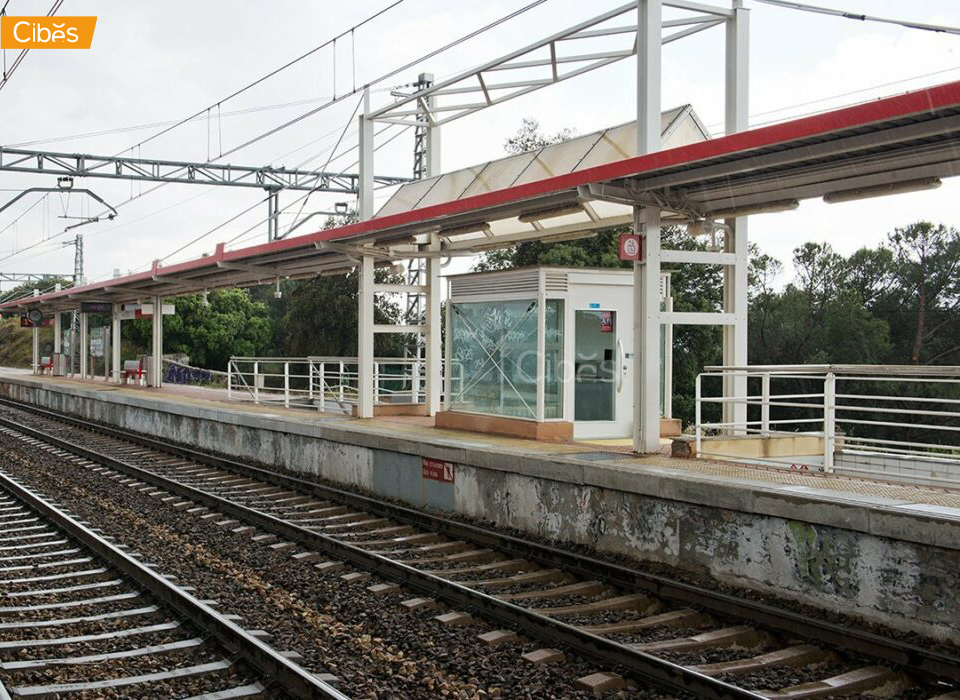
[38, 356, 53, 374]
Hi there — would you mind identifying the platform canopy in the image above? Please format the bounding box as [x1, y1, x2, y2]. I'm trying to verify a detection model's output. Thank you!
[5, 80, 960, 312]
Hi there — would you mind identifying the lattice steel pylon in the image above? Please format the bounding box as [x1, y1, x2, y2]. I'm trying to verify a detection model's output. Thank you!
[404, 73, 434, 367]
[412, 73, 433, 181]
[67, 234, 83, 371]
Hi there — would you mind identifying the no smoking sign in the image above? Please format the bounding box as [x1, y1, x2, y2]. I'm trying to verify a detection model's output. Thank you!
[618, 233, 644, 262]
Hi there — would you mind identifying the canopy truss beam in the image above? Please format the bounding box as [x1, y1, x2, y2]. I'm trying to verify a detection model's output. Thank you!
[366, 2, 726, 128]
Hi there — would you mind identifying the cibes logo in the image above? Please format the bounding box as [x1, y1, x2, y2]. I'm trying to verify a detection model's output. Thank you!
[0, 16, 97, 49]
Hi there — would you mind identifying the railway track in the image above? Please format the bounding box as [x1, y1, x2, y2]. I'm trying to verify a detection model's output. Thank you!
[0, 445, 346, 699]
[0, 399, 957, 699]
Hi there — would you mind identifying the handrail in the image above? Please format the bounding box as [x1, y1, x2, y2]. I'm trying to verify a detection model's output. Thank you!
[695, 365, 960, 486]
[226, 356, 462, 412]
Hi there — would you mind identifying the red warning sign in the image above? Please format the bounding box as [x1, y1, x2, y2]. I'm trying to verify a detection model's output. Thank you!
[618, 233, 643, 262]
[422, 458, 455, 483]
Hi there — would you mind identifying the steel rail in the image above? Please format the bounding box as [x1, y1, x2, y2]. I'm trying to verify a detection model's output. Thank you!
[0, 406, 761, 700]
[2, 399, 959, 685]
[0, 445, 348, 700]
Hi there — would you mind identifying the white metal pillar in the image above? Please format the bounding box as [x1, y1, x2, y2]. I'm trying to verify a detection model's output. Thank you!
[425, 118, 441, 180]
[722, 0, 750, 432]
[633, 0, 663, 454]
[424, 235, 442, 416]
[662, 292, 674, 420]
[535, 274, 546, 422]
[357, 256, 375, 418]
[53, 311, 61, 354]
[149, 296, 163, 388]
[111, 305, 121, 383]
[53, 283, 62, 357]
[79, 312, 89, 379]
[31, 327, 39, 373]
[358, 88, 375, 221]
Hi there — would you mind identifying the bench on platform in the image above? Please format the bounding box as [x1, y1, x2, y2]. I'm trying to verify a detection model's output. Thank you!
[122, 359, 143, 384]
[38, 356, 53, 374]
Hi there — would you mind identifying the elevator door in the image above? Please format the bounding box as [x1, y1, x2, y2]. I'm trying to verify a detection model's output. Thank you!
[574, 310, 617, 422]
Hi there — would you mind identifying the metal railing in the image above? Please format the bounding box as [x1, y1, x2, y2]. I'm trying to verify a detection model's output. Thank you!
[695, 364, 960, 485]
[226, 356, 459, 412]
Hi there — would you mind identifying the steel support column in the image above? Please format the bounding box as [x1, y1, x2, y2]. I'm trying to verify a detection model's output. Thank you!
[149, 296, 163, 388]
[424, 97, 441, 179]
[266, 188, 280, 242]
[633, 0, 663, 454]
[111, 306, 121, 383]
[31, 327, 39, 374]
[536, 273, 546, 422]
[722, 0, 749, 433]
[79, 312, 88, 379]
[424, 234, 442, 416]
[357, 256, 375, 418]
[53, 310, 61, 354]
[358, 88, 375, 221]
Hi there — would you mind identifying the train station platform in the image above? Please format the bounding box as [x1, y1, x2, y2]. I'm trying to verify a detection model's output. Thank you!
[0, 370, 957, 645]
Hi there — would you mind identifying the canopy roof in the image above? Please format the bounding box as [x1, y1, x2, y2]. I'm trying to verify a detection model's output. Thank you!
[7, 80, 960, 312]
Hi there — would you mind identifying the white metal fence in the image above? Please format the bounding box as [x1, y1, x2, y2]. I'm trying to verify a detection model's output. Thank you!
[227, 356, 459, 412]
[695, 365, 960, 485]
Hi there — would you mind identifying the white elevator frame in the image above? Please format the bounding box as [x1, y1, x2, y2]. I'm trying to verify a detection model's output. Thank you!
[357, 0, 749, 453]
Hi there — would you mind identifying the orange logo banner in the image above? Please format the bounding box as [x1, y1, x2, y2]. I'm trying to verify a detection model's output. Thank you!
[0, 16, 97, 49]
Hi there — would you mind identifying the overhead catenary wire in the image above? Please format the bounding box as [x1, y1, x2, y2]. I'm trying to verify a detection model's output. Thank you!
[285, 94, 364, 236]
[119, 0, 407, 156]
[7, 95, 345, 148]
[0, 0, 64, 94]
[0, 193, 48, 239]
[0, 117, 366, 267]
[87, 0, 551, 268]
[4, 0, 551, 273]
[750, 0, 960, 36]
[704, 64, 960, 133]
[188, 122, 411, 258]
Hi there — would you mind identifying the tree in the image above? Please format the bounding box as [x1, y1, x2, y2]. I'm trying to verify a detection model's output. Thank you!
[0, 276, 73, 304]
[887, 222, 960, 364]
[280, 269, 405, 357]
[275, 210, 406, 358]
[504, 118, 575, 154]
[126, 289, 274, 370]
[839, 246, 895, 309]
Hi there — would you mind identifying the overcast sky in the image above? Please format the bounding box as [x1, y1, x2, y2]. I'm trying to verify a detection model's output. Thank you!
[1, 0, 959, 291]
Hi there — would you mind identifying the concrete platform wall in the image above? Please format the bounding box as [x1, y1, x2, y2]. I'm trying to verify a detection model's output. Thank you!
[2, 377, 958, 644]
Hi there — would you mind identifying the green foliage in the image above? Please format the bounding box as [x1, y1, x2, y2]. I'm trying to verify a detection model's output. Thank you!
[887, 222, 960, 364]
[503, 117, 575, 154]
[0, 277, 73, 305]
[125, 289, 273, 370]
[280, 269, 405, 357]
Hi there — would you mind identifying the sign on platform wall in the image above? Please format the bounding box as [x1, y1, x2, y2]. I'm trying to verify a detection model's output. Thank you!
[599, 311, 613, 333]
[80, 301, 112, 313]
[618, 233, 643, 262]
[422, 457, 455, 483]
[89, 327, 104, 357]
[118, 303, 175, 320]
[138, 303, 176, 317]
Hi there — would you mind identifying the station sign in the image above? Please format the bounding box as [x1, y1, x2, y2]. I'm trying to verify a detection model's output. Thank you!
[422, 458, 455, 483]
[618, 233, 644, 262]
[80, 301, 112, 313]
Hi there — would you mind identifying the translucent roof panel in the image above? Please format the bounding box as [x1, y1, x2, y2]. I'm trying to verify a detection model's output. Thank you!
[375, 105, 708, 220]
